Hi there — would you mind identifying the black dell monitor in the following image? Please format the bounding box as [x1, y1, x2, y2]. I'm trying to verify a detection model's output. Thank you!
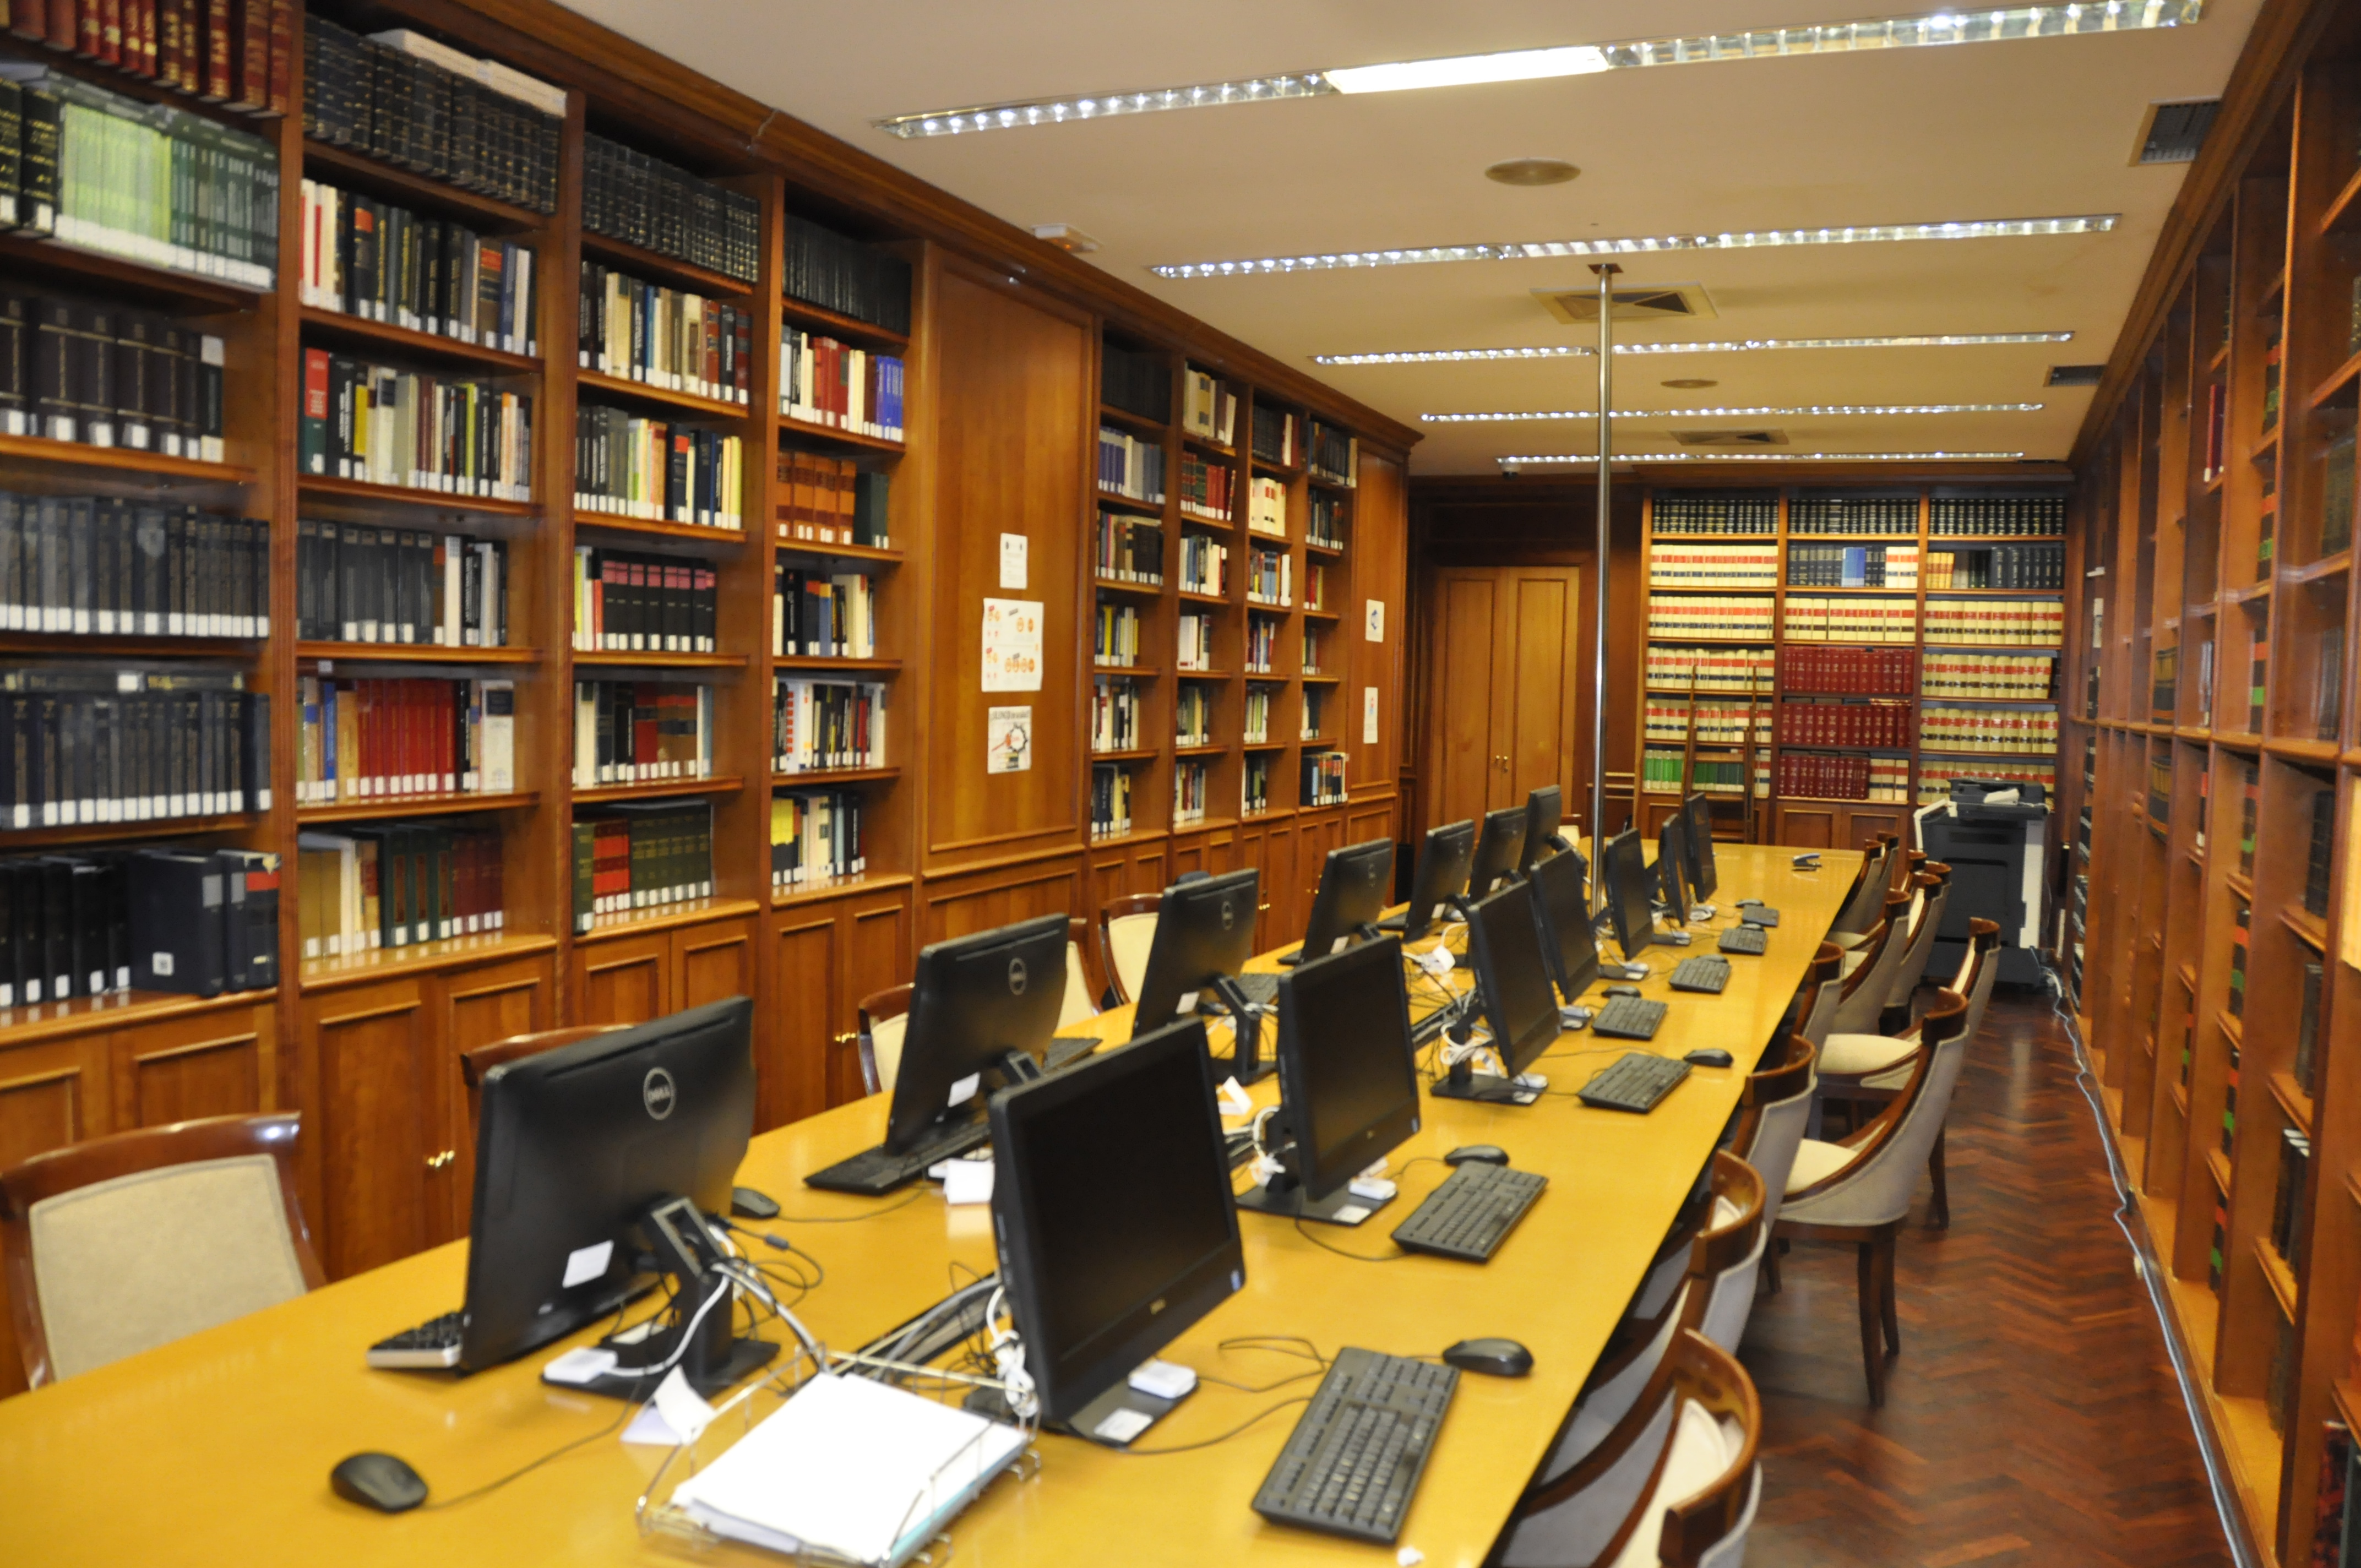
[1239, 937, 1421, 1226]
[1518, 785, 1564, 872]
[1602, 827, 1657, 969]
[1282, 837, 1395, 965]
[458, 997, 765, 1393]
[1682, 793, 1719, 902]
[1130, 868, 1270, 1079]
[1379, 819, 1475, 942]
[1468, 807, 1527, 897]
[1528, 848, 1602, 1003]
[1438, 881, 1562, 1104]
[1656, 814, 1691, 927]
[988, 1015, 1245, 1444]
[880, 913, 1070, 1157]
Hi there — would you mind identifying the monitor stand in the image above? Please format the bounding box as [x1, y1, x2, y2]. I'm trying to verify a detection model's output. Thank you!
[1429, 1052, 1539, 1106]
[565, 1197, 780, 1401]
[1205, 975, 1274, 1084]
[1235, 1167, 1392, 1226]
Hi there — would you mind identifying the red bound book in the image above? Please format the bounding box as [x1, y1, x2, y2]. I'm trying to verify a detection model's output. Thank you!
[97, 0, 122, 67]
[264, 0, 290, 113]
[227, 0, 264, 108]
[6, 2, 44, 41]
[45, 0, 75, 50]
[633, 684, 659, 769]
[133, 0, 156, 74]
[200, 0, 229, 99]
[75, 0, 101, 56]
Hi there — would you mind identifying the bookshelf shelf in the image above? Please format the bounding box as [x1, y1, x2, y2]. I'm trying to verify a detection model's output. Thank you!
[2287, 551, 2352, 586]
[572, 651, 749, 671]
[0, 985, 276, 1050]
[1177, 668, 1233, 680]
[2210, 1149, 2234, 1195]
[1174, 743, 1227, 758]
[303, 139, 548, 234]
[298, 476, 536, 521]
[2325, 160, 2361, 235]
[2256, 1238, 2300, 1321]
[296, 308, 541, 374]
[1300, 674, 1342, 684]
[296, 792, 540, 824]
[1095, 577, 1163, 598]
[576, 896, 765, 944]
[0, 813, 264, 849]
[1090, 749, 1158, 763]
[2270, 1069, 2316, 1136]
[0, 434, 256, 487]
[1096, 663, 1157, 677]
[579, 230, 750, 298]
[2262, 738, 2341, 763]
[1096, 491, 1164, 516]
[776, 413, 904, 454]
[0, 231, 264, 313]
[576, 514, 748, 547]
[0, 633, 264, 657]
[770, 872, 915, 911]
[572, 776, 746, 804]
[2309, 348, 2361, 409]
[1304, 540, 1345, 559]
[299, 932, 561, 995]
[770, 766, 901, 786]
[1097, 404, 1166, 435]
[2279, 903, 2329, 951]
[771, 656, 900, 674]
[776, 538, 902, 565]
[577, 369, 749, 422]
[1177, 589, 1229, 607]
[782, 296, 909, 350]
[296, 642, 540, 665]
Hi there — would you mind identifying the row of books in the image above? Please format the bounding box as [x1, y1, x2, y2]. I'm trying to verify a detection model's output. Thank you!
[572, 407, 742, 528]
[1309, 493, 1346, 549]
[1181, 369, 1237, 446]
[1095, 602, 1141, 665]
[1647, 644, 1776, 693]
[2320, 421, 2354, 557]
[1916, 759, 2055, 804]
[2147, 754, 2172, 824]
[2269, 1126, 2311, 1271]
[0, 666, 269, 825]
[583, 133, 758, 284]
[1307, 421, 1357, 487]
[1176, 684, 1210, 746]
[775, 451, 889, 547]
[782, 211, 911, 335]
[569, 548, 719, 654]
[6, 0, 290, 114]
[298, 522, 506, 647]
[1090, 678, 1140, 752]
[572, 801, 715, 928]
[1179, 451, 1232, 523]
[1781, 596, 1918, 643]
[0, 847, 276, 1004]
[779, 329, 904, 442]
[1176, 758, 1210, 825]
[305, 19, 561, 216]
[1780, 645, 1916, 695]
[1243, 753, 1274, 815]
[1246, 546, 1291, 607]
[1250, 404, 1303, 467]
[5, 493, 265, 638]
[1651, 492, 1778, 535]
[1925, 543, 2064, 590]
[1929, 493, 2064, 536]
[771, 565, 874, 660]
[1649, 543, 1777, 587]
[0, 65, 277, 286]
[1098, 426, 1165, 504]
[1919, 704, 2059, 754]
[1646, 597, 1774, 641]
[292, 676, 515, 804]
[1247, 474, 1287, 537]
[1923, 597, 2065, 645]
[1786, 543, 1919, 589]
[2293, 959, 2325, 1097]
[1303, 685, 1330, 740]
[772, 678, 885, 774]
[1178, 533, 1228, 596]
[1642, 699, 1772, 746]
[581, 264, 750, 404]
[1095, 513, 1161, 584]
[1090, 764, 1134, 840]
[1303, 623, 1329, 674]
[1244, 683, 1272, 744]
[1302, 750, 1346, 807]
[1244, 616, 1277, 674]
[1776, 752, 1908, 802]
[1100, 341, 1169, 424]
[1305, 560, 1331, 611]
[0, 291, 225, 456]
[1642, 751, 1765, 798]
[2308, 786, 2335, 917]
[770, 789, 864, 890]
[298, 826, 501, 960]
[1777, 701, 1913, 750]
[1177, 612, 1215, 671]
[1922, 652, 2055, 700]
[570, 680, 714, 786]
[299, 181, 537, 355]
[297, 353, 534, 499]
[1789, 493, 1918, 536]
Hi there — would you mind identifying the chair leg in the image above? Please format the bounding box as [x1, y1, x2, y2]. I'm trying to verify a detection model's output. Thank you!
[1857, 1241, 1886, 1408]
[1928, 1125, 1950, 1231]
[1877, 1233, 1901, 1360]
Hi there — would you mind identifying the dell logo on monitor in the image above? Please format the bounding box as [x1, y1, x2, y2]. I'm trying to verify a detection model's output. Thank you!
[642, 1067, 677, 1121]
[1008, 957, 1029, 995]
[1219, 900, 1236, 931]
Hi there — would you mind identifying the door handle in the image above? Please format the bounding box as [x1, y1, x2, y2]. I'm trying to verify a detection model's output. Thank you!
[832, 1031, 859, 1047]
[425, 1150, 456, 1171]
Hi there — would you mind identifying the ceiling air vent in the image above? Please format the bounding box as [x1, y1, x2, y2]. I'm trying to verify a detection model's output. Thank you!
[1535, 282, 1717, 325]
[1673, 429, 1788, 448]
[2135, 99, 2219, 165]
[2047, 364, 2105, 387]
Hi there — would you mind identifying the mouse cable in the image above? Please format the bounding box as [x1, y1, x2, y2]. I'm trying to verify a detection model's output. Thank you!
[1291, 1212, 1409, 1262]
[1108, 1396, 1314, 1457]
[739, 1188, 928, 1224]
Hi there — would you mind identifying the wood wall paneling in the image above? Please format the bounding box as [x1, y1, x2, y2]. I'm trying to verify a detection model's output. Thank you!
[575, 930, 670, 1028]
[108, 1008, 273, 1133]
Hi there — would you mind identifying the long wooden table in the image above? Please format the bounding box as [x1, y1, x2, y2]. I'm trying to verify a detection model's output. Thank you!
[0, 845, 1856, 1568]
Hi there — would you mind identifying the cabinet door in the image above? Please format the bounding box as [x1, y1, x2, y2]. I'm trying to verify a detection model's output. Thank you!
[575, 929, 670, 1027]
[107, 1003, 274, 1132]
[439, 956, 554, 1242]
[309, 979, 436, 1279]
[770, 910, 840, 1123]
[840, 892, 911, 1104]
[674, 916, 755, 1012]
[0, 1032, 111, 1182]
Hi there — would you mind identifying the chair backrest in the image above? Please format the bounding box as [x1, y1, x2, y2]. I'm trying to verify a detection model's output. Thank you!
[1881, 867, 1950, 1012]
[0, 1113, 324, 1387]
[1833, 836, 1895, 934]
[460, 1025, 620, 1088]
[1830, 890, 1913, 1035]
[1781, 990, 1972, 1229]
[1099, 893, 1162, 1006]
[1794, 942, 1843, 1053]
[1685, 1151, 1770, 1354]
[1857, 917, 1999, 1091]
[1502, 1330, 1762, 1568]
[859, 982, 915, 1095]
[1734, 1033, 1816, 1235]
[1063, 916, 1109, 1028]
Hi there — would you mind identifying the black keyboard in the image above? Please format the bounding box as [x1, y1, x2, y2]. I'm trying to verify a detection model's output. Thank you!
[1577, 1052, 1692, 1114]
[1251, 1348, 1459, 1542]
[1669, 956, 1730, 994]
[804, 1117, 989, 1195]
[1044, 1035, 1100, 1071]
[1591, 995, 1668, 1040]
[1390, 1161, 1548, 1262]
[1718, 924, 1767, 955]
[1738, 903, 1780, 927]
[367, 1310, 464, 1369]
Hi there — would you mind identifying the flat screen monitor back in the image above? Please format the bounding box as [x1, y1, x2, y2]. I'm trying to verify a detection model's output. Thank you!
[1394, 820, 1474, 940]
[988, 1016, 1245, 1434]
[1682, 793, 1718, 900]
[1603, 829, 1657, 964]
[1518, 786, 1563, 871]
[1435, 881, 1560, 1104]
[1468, 807, 1526, 897]
[460, 997, 755, 1371]
[1293, 839, 1395, 962]
[886, 914, 1070, 1155]
[1274, 937, 1420, 1202]
[1656, 814, 1690, 925]
[1130, 869, 1261, 1035]
[1528, 849, 1601, 1000]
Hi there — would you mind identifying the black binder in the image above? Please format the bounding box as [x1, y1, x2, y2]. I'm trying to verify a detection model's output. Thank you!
[130, 851, 227, 998]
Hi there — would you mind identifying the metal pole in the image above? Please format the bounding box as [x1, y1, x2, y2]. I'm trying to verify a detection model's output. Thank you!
[1591, 263, 1618, 918]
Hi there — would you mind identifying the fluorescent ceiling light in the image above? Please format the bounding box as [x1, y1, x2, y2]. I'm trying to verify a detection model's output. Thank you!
[1314, 332, 2073, 366]
[1429, 402, 2042, 422]
[877, 3, 2205, 138]
[1155, 216, 2114, 279]
[1497, 450, 2028, 464]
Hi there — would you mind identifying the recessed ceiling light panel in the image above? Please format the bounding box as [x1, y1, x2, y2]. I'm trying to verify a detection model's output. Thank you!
[1310, 331, 2074, 366]
[1424, 402, 2043, 422]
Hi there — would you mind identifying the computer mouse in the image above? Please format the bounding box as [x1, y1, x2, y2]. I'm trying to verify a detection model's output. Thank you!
[1684, 1048, 1736, 1069]
[1442, 1337, 1534, 1378]
[730, 1185, 780, 1220]
[1604, 984, 1641, 999]
[330, 1451, 428, 1513]
[1443, 1144, 1510, 1167]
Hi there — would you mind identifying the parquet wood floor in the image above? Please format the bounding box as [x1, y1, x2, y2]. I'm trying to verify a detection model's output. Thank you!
[1738, 993, 2235, 1568]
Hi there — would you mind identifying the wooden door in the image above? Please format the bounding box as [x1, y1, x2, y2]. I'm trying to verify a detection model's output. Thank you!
[1426, 567, 1582, 828]
[1430, 571, 1504, 828]
[309, 979, 436, 1279]
[673, 916, 756, 1012]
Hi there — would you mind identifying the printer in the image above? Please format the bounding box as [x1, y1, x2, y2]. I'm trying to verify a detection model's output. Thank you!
[1914, 778, 2049, 985]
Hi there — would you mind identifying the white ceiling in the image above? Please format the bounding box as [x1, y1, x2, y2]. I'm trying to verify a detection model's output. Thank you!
[559, 1, 2263, 471]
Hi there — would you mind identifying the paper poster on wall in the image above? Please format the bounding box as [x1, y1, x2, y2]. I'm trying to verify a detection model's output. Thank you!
[988, 706, 1033, 772]
[999, 533, 1029, 590]
[1363, 687, 1380, 744]
[981, 597, 1043, 691]
[1364, 599, 1384, 643]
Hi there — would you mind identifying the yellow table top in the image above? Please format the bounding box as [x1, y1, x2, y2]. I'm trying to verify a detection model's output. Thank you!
[0, 845, 1856, 1568]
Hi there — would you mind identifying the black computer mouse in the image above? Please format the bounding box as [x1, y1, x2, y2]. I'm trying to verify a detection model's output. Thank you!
[330, 1451, 428, 1513]
[1442, 1337, 1534, 1378]
[1604, 984, 1642, 999]
[731, 1185, 781, 1220]
[1443, 1144, 1510, 1167]
[1684, 1048, 1735, 1069]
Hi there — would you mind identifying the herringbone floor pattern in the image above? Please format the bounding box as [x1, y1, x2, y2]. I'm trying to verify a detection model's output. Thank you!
[1739, 994, 2234, 1568]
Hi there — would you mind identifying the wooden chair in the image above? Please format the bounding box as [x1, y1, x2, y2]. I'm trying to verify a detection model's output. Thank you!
[1775, 989, 1973, 1406]
[1064, 916, 1113, 1027]
[1098, 892, 1162, 1006]
[857, 983, 915, 1096]
[1495, 1329, 1762, 1568]
[1829, 889, 1912, 1030]
[1732, 1032, 1817, 1236]
[1, 1113, 324, 1388]
[458, 1027, 625, 1204]
[1875, 864, 1951, 1033]
[1828, 834, 1896, 943]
